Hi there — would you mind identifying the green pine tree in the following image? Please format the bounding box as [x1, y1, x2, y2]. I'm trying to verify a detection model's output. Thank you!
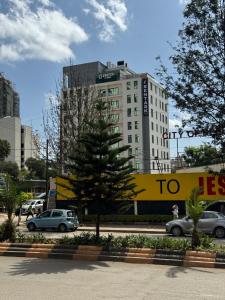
[67, 100, 143, 240]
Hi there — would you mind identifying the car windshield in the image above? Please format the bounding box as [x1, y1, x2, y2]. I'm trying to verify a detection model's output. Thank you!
[24, 200, 35, 205]
[217, 212, 225, 218]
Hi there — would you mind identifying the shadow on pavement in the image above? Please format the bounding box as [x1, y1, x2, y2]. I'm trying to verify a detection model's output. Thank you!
[166, 266, 214, 278]
[7, 258, 109, 276]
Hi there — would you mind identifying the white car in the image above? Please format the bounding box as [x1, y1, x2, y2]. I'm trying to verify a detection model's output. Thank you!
[22, 199, 45, 215]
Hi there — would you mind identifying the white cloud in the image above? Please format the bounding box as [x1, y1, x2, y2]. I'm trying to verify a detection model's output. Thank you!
[85, 0, 128, 42]
[178, 0, 190, 5]
[169, 110, 191, 131]
[0, 0, 89, 62]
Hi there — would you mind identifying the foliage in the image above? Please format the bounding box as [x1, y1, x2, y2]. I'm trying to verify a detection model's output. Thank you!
[0, 175, 20, 220]
[183, 144, 222, 167]
[15, 232, 52, 244]
[25, 157, 58, 179]
[186, 188, 207, 249]
[17, 192, 33, 207]
[0, 139, 10, 161]
[67, 100, 143, 239]
[0, 161, 19, 179]
[0, 219, 16, 242]
[157, 0, 225, 149]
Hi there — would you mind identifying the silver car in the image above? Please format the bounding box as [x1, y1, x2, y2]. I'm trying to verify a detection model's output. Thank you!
[166, 211, 225, 238]
[26, 209, 79, 232]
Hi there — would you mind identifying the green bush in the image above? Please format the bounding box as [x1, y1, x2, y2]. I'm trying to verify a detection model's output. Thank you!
[0, 220, 16, 242]
[15, 232, 53, 244]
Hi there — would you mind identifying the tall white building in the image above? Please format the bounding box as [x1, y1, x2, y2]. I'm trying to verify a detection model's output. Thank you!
[63, 61, 170, 174]
[0, 117, 38, 169]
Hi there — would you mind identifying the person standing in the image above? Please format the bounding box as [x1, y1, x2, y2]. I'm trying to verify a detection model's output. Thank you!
[172, 204, 179, 219]
[15, 206, 22, 226]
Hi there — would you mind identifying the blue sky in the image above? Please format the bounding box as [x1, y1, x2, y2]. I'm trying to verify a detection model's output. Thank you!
[0, 0, 209, 157]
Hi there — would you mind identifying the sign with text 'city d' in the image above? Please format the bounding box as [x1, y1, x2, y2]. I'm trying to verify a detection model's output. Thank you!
[134, 173, 225, 201]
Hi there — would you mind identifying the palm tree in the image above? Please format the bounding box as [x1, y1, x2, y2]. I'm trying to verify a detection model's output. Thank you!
[186, 188, 206, 249]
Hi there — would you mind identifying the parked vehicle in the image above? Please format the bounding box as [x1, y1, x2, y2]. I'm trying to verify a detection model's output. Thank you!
[166, 211, 225, 238]
[26, 209, 79, 232]
[22, 199, 44, 215]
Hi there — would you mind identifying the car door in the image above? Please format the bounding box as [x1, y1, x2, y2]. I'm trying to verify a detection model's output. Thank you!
[49, 210, 64, 228]
[35, 210, 51, 228]
[197, 212, 218, 234]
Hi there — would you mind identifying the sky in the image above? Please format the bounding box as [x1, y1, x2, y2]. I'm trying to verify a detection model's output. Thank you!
[0, 0, 210, 158]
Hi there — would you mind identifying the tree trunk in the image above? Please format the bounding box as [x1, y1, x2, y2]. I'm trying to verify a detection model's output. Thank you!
[192, 227, 200, 250]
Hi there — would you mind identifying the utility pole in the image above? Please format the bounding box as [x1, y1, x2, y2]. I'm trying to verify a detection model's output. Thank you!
[45, 139, 49, 209]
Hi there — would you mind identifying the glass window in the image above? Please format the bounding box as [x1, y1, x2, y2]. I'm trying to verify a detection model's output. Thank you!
[150, 82, 153, 90]
[135, 147, 139, 156]
[135, 121, 139, 129]
[128, 135, 132, 143]
[134, 94, 138, 103]
[128, 122, 132, 130]
[134, 81, 138, 89]
[111, 114, 119, 122]
[152, 162, 155, 170]
[165, 104, 168, 112]
[165, 116, 168, 124]
[127, 108, 132, 117]
[112, 126, 120, 133]
[151, 109, 154, 117]
[155, 98, 157, 106]
[151, 122, 154, 130]
[156, 124, 158, 132]
[157, 137, 159, 145]
[135, 161, 140, 170]
[108, 87, 119, 96]
[40, 211, 51, 218]
[152, 148, 155, 156]
[162, 115, 165, 123]
[52, 211, 63, 217]
[152, 135, 154, 144]
[155, 111, 158, 120]
[127, 95, 131, 103]
[155, 86, 157, 94]
[126, 81, 131, 90]
[160, 114, 161, 122]
[111, 100, 119, 109]
[134, 107, 139, 116]
[162, 102, 164, 111]
[128, 148, 132, 156]
[135, 134, 140, 143]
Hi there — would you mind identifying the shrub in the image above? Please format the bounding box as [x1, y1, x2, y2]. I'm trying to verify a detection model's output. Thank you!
[0, 219, 16, 242]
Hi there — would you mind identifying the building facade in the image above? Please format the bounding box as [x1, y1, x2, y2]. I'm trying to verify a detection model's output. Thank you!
[0, 73, 20, 118]
[63, 61, 170, 174]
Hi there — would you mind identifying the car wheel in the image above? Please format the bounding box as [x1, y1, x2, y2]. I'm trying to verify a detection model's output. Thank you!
[214, 227, 225, 238]
[58, 223, 67, 232]
[27, 222, 36, 232]
[171, 226, 182, 237]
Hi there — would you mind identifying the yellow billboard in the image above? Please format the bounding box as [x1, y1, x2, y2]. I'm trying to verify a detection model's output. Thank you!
[55, 173, 225, 201]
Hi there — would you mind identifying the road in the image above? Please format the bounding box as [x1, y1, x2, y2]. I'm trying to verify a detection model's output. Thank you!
[0, 256, 225, 300]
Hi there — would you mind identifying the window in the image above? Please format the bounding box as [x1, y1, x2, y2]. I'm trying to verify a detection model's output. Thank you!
[150, 95, 153, 104]
[134, 107, 139, 116]
[165, 104, 168, 112]
[128, 148, 132, 156]
[155, 111, 158, 120]
[98, 89, 107, 97]
[165, 116, 168, 124]
[135, 121, 139, 129]
[128, 122, 132, 130]
[150, 82, 153, 90]
[157, 137, 159, 145]
[152, 135, 154, 144]
[112, 126, 120, 133]
[162, 102, 164, 111]
[135, 147, 139, 156]
[135, 161, 140, 170]
[151, 122, 154, 130]
[155, 98, 157, 106]
[111, 100, 119, 109]
[108, 87, 119, 96]
[127, 95, 131, 103]
[155, 86, 157, 94]
[156, 124, 158, 132]
[152, 148, 155, 156]
[126, 81, 131, 90]
[134, 94, 138, 103]
[135, 134, 140, 143]
[160, 113, 161, 122]
[151, 109, 154, 117]
[162, 115, 165, 123]
[128, 135, 132, 143]
[111, 114, 119, 122]
[152, 162, 155, 170]
[134, 81, 138, 89]
[127, 108, 132, 117]
[40, 211, 51, 218]
[52, 211, 63, 217]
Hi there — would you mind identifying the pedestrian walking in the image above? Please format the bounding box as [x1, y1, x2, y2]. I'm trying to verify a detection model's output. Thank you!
[172, 204, 179, 219]
[26, 205, 34, 221]
[15, 206, 22, 226]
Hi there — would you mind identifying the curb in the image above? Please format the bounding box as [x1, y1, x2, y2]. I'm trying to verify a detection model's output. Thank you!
[0, 243, 224, 269]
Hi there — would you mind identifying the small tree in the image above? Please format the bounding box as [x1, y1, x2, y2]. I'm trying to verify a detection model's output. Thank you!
[67, 100, 143, 240]
[186, 188, 206, 249]
[0, 139, 10, 161]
